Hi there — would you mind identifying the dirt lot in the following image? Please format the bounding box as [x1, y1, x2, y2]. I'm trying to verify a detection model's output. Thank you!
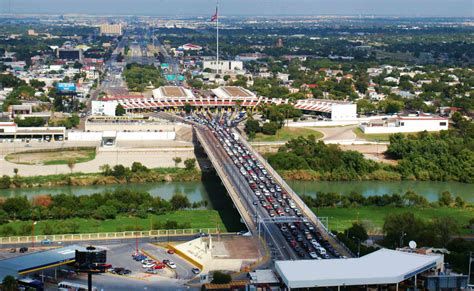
[5, 148, 95, 165]
[162, 86, 185, 97]
[221, 236, 262, 259]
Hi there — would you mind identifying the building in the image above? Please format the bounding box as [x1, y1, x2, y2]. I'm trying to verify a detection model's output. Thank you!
[275, 248, 445, 289]
[294, 99, 358, 121]
[0, 122, 65, 141]
[91, 86, 286, 115]
[100, 23, 122, 36]
[0, 245, 88, 282]
[56, 48, 83, 61]
[181, 43, 202, 51]
[203, 60, 243, 74]
[359, 115, 449, 134]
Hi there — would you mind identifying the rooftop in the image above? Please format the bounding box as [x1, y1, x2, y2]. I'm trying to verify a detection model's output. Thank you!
[275, 248, 443, 288]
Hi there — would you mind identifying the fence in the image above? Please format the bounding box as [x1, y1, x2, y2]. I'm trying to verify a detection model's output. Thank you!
[0, 228, 221, 245]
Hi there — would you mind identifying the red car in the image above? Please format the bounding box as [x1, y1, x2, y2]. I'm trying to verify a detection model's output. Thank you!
[153, 263, 166, 269]
[167, 249, 175, 254]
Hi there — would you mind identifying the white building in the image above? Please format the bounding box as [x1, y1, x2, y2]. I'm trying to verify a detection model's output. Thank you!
[92, 100, 119, 116]
[294, 99, 357, 121]
[359, 115, 449, 134]
[275, 248, 444, 289]
[100, 24, 122, 36]
[203, 60, 244, 74]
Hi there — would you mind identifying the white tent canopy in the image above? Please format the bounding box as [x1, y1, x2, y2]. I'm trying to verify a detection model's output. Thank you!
[275, 249, 443, 289]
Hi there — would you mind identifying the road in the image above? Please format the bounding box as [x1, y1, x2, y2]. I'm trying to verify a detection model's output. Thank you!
[195, 125, 298, 261]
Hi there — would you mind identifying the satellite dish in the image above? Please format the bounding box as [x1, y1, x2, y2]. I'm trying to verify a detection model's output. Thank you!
[409, 240, 417, 249]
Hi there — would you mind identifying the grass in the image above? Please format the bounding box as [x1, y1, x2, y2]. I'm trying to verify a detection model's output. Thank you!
[2, 210, 226, 237]
[5, 147, 96, 166]
[353, 127, 393, 142]
[253, 127, 323, 142]
[313, 206, 474, 235]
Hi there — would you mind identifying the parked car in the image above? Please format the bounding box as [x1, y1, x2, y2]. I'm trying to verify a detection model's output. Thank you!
[192, 268, 201, 274]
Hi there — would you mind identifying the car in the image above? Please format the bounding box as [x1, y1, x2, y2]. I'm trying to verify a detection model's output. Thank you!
[41, 239, 53, 246]
[192, 268, 201, 274]
[166, 261, 177, 269]
[309, 251, 319, 259]
[162, 259, 170, 264]
[143, 262, 156, 269]
[153, 263, 166, 269]
[167, 249, 175, 254]
[146, 268, 158, 274]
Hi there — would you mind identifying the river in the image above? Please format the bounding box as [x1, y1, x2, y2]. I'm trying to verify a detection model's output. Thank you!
[0, 180, 472, 202]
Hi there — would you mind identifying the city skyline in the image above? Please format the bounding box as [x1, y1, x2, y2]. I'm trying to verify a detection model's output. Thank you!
[1, 0, 473, 17]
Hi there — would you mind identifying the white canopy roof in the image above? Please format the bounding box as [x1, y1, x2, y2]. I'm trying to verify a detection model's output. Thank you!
[275, 249, 443, 288]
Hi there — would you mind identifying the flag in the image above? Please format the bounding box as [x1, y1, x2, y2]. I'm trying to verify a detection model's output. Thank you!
[210, 6, 218, 22]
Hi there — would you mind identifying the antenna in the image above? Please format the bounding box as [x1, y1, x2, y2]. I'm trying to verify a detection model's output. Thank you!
[409, 240, 417, 249]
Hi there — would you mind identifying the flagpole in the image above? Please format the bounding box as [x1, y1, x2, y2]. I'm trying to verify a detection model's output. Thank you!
[216, 1, 219, 75]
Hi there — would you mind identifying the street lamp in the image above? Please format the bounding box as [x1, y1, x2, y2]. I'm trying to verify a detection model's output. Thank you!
[352, 236, 361, 258]
[400, 232, 407, 248]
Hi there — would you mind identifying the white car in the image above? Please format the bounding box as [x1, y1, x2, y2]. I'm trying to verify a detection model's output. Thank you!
[166, 262, 177, 269]
[143, 263, 156, 269]
[309, 252, 319, 259]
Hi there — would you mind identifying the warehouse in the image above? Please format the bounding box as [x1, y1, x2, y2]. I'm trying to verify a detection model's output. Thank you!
[359, 115, 449, 134]
[274, 249, 444, 290]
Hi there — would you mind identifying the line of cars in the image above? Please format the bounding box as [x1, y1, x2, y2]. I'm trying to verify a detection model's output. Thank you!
[132, 252, 176, 274]
[198, 114, 343, 260]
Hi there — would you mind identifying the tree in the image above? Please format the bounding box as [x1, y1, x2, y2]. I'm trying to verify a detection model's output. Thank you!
[244, 119, 260, 136]
[184, 158, 196, 170]
[0, 175, 11, 189]
[13, 168, 18, 177]
[2, 275, 18, 291]
[67, 158, 75, 174]
[438, 191, 453, 207]
[261, 122, 279, 135]
[172, 157, 182, 167]
[345, 222, 368, 242]
[211, 271, 232, 284]
[170, 193, 190, 210]
[93, 205, 118, 220]
[100, 164, 112, 176]
[432, 217, 459, 247]
[115, 104, 126, 116]
[184, 103, 192, 114]
[383, 212, 425, 248]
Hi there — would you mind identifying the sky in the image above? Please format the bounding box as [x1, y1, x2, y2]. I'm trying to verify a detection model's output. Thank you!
[3, 0, 474, 17]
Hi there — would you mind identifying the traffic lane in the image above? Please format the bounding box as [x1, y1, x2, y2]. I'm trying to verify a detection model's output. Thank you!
[205, 128, 298, 260]
[142, 244, 195, 280]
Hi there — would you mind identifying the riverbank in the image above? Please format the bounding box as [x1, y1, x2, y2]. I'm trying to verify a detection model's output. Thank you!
[314, 206, 474, 235]
[280, 169, 403, 181]
[1, 168, 201, 189]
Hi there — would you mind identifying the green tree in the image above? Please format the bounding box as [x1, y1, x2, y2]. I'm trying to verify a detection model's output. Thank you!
[345, 222, 368, 242]
[115, 104, 126, 116]
[93, 205, 118, 220]
[0, 175, 11, 189]
[383, 212, 425, 248]
[438, 191, 453, 207]
[170, 193, 190, 210]
[172, 157, 182, 167]
[2, 275, 18, 291]
[261, 122, 279, 135]
[211, 271, 232, 284]
[184, 158, 196, 170]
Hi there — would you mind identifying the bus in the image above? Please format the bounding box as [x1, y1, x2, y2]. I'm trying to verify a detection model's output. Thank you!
[58, 281, 98, 291]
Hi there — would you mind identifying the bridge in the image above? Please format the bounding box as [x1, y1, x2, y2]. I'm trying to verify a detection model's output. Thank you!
[194, 122, 353, 261]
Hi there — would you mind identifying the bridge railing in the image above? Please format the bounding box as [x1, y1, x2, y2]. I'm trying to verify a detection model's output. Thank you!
[0, 228, 222, 245]
[236, 129, 354, 257]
